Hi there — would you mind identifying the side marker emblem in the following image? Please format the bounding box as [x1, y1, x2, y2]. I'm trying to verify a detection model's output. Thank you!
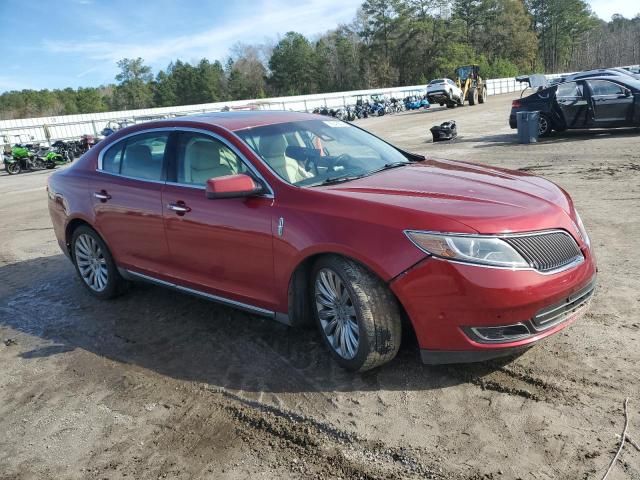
[278, 217, 285, 237]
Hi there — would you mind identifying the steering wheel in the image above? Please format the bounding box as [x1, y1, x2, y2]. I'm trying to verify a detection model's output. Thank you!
[332, 153, 352, 172]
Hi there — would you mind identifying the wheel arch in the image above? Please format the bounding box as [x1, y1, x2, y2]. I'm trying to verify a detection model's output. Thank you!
[64, 216, 102, 257]
[285, 251, 413, 337]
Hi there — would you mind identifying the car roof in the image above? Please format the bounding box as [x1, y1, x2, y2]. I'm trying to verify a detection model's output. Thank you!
[556, 76, 640, 91]
[169, 110, 321, 131]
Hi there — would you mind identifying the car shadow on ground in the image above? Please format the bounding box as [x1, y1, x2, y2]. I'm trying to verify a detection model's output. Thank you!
[441, 127, 640, 149]
[0, 255, 523, 394]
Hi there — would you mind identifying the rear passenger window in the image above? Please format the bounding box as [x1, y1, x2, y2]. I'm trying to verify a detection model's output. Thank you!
[102, 143, 124, 174]
[556, 82, 583, 98]
[100, 132, 169, 181]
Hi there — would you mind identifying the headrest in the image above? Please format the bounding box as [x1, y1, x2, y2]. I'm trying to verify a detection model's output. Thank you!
[258, 134, 287, 158]
[188, 141, 220, 170]
[126, 145, 152, 165]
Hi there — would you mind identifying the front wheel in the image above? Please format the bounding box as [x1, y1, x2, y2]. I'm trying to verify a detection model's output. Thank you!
[478, 87, 487, 104]
[71, 226, 127, 299]
[311, 255, 402, 372]
[6, 162, 21, 174]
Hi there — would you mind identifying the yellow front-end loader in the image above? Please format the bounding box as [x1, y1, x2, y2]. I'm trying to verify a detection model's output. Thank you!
[455, 65, 487, 106]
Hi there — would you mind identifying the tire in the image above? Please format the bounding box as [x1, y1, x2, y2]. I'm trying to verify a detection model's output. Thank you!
[311, 255, 402, 372]
[468, 87, 478, 106]
[71, 226, 127, 300]
[538, 113, 553, 137]
[446, 103, 455, 109]
[6, 162, 21, 175]
[46, 160, 56, 169]
[478, 87, 487, 104]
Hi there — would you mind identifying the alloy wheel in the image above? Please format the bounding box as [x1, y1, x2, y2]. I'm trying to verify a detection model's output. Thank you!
[539, 116, 549, 136]
[314, 268, 359, 359]
[74, 233, 108, 292]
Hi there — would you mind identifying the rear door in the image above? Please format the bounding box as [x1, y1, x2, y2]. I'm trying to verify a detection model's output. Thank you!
[555, 81, 591, 128]
[91, 130, 171, 275]
[161, 130, 277, 310]
[585, 79, 634, 125]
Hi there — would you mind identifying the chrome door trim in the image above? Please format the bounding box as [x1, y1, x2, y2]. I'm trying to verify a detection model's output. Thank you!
[125, 269, 282, 319]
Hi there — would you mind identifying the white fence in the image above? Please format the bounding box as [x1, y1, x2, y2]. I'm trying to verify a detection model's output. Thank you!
[0, 77, 524, 145]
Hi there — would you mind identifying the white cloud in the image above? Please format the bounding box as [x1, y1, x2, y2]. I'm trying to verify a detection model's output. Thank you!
[588, 0, 639, 20]
[43, 0, 361, 67]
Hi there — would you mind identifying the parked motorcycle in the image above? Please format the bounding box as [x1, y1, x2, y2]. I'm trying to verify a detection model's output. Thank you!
[4, 144, 55, 174]
[52, 140, 77, 161]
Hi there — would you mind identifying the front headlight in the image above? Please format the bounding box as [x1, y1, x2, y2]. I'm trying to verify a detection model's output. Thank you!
[574, 209, 590, 247]
[405, 231, 529, 268]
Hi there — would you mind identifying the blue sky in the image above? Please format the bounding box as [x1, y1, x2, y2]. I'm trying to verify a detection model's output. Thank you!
[0, 0, 637, 93]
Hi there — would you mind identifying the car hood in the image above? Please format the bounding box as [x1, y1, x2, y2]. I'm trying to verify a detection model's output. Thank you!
[320, 159, 575, 234]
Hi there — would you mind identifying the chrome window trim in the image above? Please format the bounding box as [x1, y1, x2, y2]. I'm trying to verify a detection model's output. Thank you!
[96, 127, 174, 172]
[94, 170, 166, 186]
[172, 127, 274, 198]
[405, 228, 585, 275]
[96, 126, 274, 198]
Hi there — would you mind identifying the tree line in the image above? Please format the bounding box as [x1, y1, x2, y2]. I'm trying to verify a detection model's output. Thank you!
[1, 0, 639, 120]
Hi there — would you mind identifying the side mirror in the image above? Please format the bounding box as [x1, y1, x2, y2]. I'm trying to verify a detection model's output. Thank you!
[205, 174, 263, 199]
[624, 88, 632, 97]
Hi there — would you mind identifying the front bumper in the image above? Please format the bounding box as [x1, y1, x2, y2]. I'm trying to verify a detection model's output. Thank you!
[390, 249, 596, 364]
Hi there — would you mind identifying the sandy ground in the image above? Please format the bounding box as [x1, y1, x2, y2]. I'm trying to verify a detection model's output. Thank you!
[0, 93, 639, 480]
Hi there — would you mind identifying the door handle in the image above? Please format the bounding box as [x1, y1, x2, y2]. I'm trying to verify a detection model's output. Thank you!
[94, 190, 111, 202]
[167, 202, 191, 215]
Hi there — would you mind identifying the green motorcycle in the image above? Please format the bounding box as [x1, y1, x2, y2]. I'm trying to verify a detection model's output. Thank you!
[4, 144, 56, 175]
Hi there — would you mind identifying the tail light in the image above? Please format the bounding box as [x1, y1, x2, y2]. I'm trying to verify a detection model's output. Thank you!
[512, 100, 521, 108]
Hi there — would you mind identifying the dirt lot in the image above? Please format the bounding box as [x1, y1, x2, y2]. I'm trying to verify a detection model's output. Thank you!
[1, 93, 639, 480]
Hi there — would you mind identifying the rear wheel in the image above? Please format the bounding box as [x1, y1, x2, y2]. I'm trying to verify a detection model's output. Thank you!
[311, 255, 402, 372]
[6, 162, 21, 175]
[538, 114, 553, 137]
[71, 226, 127, 299]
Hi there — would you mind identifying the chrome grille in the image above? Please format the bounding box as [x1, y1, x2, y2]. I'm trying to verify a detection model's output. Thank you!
[532, 281, 595, 330]
[503, 231, 582, 273]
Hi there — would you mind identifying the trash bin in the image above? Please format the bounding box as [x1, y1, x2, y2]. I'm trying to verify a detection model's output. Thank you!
[517, 111, 539, 144]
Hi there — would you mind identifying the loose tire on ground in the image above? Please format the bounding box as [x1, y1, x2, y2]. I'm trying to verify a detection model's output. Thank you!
[71, 225, 128, 300]
[311, 255, 402, 372]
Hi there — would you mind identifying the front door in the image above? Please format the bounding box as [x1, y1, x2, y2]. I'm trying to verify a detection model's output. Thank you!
[586, 79, 635, 125]
[91, 130, 171, 275]
[555, 81, 591, 129]
[161, 130, 276, 310]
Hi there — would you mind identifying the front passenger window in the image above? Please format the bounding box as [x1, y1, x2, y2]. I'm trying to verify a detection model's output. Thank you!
[587, 80, 625, 97]
[176, 133, 247, 186]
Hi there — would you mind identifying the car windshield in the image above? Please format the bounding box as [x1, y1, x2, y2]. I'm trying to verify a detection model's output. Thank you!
[235, 119, 411, 187]
[429, 79, 444, 85]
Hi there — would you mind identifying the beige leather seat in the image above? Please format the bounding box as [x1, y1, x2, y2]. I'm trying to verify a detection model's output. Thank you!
[122, 144, 160, 180]
[185, 140, 232, 184]
[258, 134, 309, 183]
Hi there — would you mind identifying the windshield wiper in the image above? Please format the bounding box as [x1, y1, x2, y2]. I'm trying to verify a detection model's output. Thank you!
[366, 161, 409, 176]
[317, 174, 366, 186]
[313, 162, 408, 187]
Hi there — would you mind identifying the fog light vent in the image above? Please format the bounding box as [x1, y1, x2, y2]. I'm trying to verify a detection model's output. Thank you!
[467, 324, 531, 344]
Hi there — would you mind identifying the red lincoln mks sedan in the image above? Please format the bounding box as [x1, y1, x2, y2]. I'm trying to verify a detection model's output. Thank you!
[47, 111, 596, 371]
